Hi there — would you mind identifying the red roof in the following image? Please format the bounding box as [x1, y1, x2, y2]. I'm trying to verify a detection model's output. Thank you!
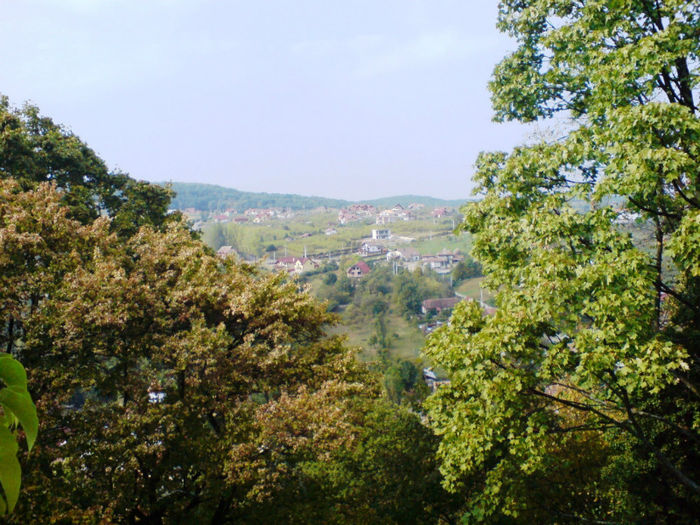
[348, 261, 371, 274]
[422, 297, 461, 311]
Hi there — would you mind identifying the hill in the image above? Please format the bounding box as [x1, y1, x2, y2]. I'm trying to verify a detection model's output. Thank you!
[162, 182, 470, 212]
[164, 182, 349, 211]
[359, 195, 469, 208]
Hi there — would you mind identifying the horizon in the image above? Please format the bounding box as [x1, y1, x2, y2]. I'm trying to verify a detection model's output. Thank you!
[163, 180, 472, 204]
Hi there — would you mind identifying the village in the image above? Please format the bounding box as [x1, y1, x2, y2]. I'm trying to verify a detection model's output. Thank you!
[195, 201, 494, 377]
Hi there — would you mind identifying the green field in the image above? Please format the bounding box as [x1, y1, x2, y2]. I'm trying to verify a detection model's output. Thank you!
[328, 307, 426, 363]
[412, 232, 472, 255]
[456, 276, 494, 304]
[202, 212, 463, 258]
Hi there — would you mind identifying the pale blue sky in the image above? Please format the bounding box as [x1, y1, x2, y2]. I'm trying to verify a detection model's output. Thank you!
[1, 1, 530, 200]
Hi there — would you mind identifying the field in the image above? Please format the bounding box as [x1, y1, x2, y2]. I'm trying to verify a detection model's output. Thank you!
[201, 211, 462, 258]
[328, 307, 427, 363]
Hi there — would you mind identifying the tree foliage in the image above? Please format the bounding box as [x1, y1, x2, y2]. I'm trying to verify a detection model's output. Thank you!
[0, 354, 37, 515]
[425, 1, 700, 522]
[0, 97, 173, 235]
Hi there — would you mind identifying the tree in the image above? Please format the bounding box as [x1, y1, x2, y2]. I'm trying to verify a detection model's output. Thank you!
[425, 1, 699, 522]
[227, 382, 461, 523]
[393, 273, 422, 317]
[0, 97, 173, 236]
[451, 259, 482, 283]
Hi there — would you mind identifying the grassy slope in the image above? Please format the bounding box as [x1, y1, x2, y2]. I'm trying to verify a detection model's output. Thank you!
[202, 214, 466, 257]
[328, 308, 426, 362]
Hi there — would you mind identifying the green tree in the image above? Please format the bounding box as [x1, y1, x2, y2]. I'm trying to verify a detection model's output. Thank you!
[0, 97, 173, 235]
[227, 383, 462, 523]
[425, 1, 700, 522]
[451, 259, 482, 283]
[393, 273, 422, 317]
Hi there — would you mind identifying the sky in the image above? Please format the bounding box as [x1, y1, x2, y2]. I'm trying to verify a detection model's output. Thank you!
[0, 0, 531, 201]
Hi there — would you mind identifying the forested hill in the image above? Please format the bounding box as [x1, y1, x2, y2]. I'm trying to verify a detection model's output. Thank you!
[163, 182, 468, 211]
[361, 195, 469, 208]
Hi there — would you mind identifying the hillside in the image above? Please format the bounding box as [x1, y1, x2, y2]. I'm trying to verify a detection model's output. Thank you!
[359, 195, 470, 208]
[163, 182, 469, 212]
[164, 182, 349, 211]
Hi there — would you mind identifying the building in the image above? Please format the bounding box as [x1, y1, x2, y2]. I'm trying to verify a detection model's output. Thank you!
[398, 247, 420, 262]
[360, 242, 385, 256]
[347, 261, 371, 278]
[421, 297, 462, 314]
[216, 245, 237, 258]
[275, 256, 320, 275]
[371, 229, 391, 240]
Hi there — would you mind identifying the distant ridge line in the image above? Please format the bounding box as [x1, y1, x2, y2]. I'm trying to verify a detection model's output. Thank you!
[160, 182, 471, 212]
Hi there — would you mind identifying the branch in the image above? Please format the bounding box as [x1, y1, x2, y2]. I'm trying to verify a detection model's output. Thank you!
[627, 197, 681, 220]
[672, 179, 700, 209]
[618, 386, 700, 495]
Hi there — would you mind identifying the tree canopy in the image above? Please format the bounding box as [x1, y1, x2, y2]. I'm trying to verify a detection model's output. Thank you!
[425, 1, 699, 522]
[0, 97, 173, 235]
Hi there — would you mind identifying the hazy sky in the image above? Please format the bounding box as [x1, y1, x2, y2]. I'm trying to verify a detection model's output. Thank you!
[1, 0, 531, 200]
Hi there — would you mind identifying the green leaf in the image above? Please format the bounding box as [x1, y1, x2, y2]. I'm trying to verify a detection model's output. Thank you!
[0, 386, 38, 451]
[0, 426, 21, 513]
[0, 355, 27, 390]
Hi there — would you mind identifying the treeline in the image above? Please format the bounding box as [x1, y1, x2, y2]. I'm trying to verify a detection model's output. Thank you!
[166, 182, 350, 212]
[165, 182, 467, 213]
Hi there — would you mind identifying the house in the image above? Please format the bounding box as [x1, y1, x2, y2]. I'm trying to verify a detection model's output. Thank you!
[422, 368, 450, 391]
[421, 297, 462, 314]
[213, 213, 230, 223]
[421, 251, 464, 273]
[338, 210, 359, 225]
[274, 256, 320, 275]
[216, 245, 237, 258]
[338, 204, 377, 225]
[375, 210, 398, 225]
[360, 242, 385, 256]
[386, 250, 402, 262]
[371, 229, 391, 240]
[299, 257, 320, 273]
[347, 261, 371, 278]
[398, 247, 420, 262]
[432, 207, 450, 218]
[375, 207, 413, 225]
